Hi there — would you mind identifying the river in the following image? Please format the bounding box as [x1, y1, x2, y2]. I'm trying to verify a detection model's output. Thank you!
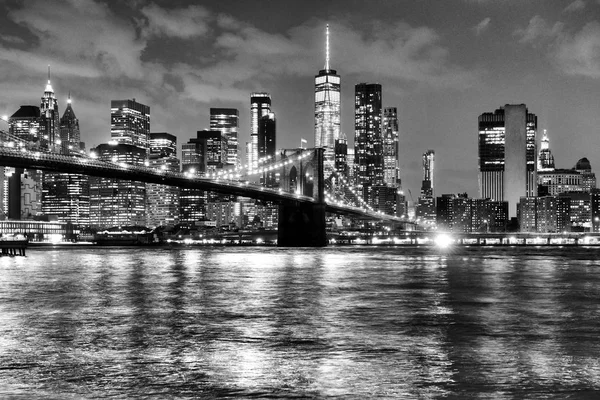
[1, 246, 600, 398]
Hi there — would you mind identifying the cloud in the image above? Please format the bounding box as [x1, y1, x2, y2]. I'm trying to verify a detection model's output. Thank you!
[516, 16, 600, 78]
[139, 4, 211, 39]
[0, 35, 26, 45]
[563, 0, 586, 12]
[554, 21, 600, 78]
[514, 15, 564, 43]
[473, 17, 491, 36]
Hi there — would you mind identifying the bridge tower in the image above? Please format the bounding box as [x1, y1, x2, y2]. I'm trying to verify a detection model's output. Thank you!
[277, 147, 327, 247]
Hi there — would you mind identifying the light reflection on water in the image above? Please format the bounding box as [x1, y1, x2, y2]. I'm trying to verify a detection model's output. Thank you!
[1, 246, 600, 398]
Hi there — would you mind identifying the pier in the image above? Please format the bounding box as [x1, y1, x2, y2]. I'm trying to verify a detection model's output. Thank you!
[0, 239, 27, 256]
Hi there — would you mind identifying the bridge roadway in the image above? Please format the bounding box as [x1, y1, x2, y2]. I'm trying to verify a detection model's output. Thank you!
[0, 147, 410, 224]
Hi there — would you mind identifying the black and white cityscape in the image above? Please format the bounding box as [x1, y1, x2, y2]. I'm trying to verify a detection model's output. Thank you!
[1, 1, 600, 398]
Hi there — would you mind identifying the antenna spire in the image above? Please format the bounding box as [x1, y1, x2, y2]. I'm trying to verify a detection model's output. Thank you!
[325, 24, 330, 71]
[47, 65, 50, 84]
[68, 91, 71, 104]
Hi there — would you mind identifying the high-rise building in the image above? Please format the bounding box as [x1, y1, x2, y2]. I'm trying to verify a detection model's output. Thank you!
[179, 131, 227, 225]
[210, 108, 239, 166]
[9, 106, 41, 144]
[40, 67, 59, 151]
[417, 150, 436, 224]
[478, 104, 537, 218]
[574, 157, 596, 192]
[334, 136, 348, 178]
[382, 107, 400, 187]
[89, 143, 147, 228]
[437, 193, 508, 233]
[354, 83, 383, 205]
[110, 99, 150, 152]
[250, 93, 271, 170]
[146, 132, 180, 227]
[43, 95, 89, 224]
[258, 112, 277, 187]
[59, 93, 82, 155]
[315, 24, 341, 176]
[538, 130, 555, 171]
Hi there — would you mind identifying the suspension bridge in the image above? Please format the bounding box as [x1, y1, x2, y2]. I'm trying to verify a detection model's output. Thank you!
[0, 132, 415, 246]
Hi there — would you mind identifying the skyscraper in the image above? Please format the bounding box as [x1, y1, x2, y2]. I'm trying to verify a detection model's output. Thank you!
[43, 94, 89, 224]
[258, 112, 277, 187]
[89, 143, 147, 227]
[538, 130, 555, 172]
[478, 104, 537, 218]
[315, 24, 341, 175]
[59, 93, 82, 155]
[110, 99, 150, 152]
[40, 66, 59, 151]
[382, 107, 400, 187]
[250, 93, 271, 170]
[146, 132, 180, 227]
[354, 83, 383, 205]
[417, 150, 436, 223]
[210, 108, 239, 166]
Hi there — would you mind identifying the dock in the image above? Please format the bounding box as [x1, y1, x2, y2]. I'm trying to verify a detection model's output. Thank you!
[0, 239, 28, 256]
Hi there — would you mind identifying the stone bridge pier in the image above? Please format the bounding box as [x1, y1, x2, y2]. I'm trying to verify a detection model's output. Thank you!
[277, 148, 327, 247]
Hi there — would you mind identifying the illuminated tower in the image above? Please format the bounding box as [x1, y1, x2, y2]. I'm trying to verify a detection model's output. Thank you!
[110, 99, 150, 153]
[416, 150, 436, 224]
[59, 92, 81, 155]
[478, 104, 537, 218]
[315, 24, 341, 175]
[250, 93, 271, 170]
[538, 129, 555, 172]
[258, 112, 277, 187]
[382, 107, 400, 187]
[210, 108, 239, 166]
[40, 66, 59, 151]
[354, 83, 383, 204]
[43, 94, 90, 224]
[147, 132, 180, 227]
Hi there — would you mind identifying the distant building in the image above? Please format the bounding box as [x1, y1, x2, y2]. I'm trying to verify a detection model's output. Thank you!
[315, 24, 341, 177]
[537, 130, 555, 172]
[40, 68, 59, 151]
[8, 105, 41, 144]
[210, 108, 239, 167]
[519, 193, 592, 233]
[478, 104, 537, 218]
[382, 107, 400, 188]
[146, 132, 180, 227]
[89, 143, 147, 228]
[437, 193, 508, 233]
[258, 112, 277, 187]
[417, 150, 436, 224]
[354, 83, 383, 207]
[110, 99, 150, 152]
[574, 157, 596, 192]
[250, 93, 271, 170]
[42, 95, 89, 225]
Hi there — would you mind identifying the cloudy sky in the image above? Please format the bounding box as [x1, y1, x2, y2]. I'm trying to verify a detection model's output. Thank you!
[1, 0, 599, 197]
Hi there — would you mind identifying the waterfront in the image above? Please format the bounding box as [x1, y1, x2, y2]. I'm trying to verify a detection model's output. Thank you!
[1, 247, 600, 398]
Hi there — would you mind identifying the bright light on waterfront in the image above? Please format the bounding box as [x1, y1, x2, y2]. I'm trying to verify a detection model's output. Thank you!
[435, 234, 453, 248]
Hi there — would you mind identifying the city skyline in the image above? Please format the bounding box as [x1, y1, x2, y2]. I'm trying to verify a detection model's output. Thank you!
[0, 0, 599, 197]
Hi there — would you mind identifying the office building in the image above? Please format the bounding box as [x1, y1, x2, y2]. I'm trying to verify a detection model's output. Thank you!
[110, 99, 150, 152]
[89, 143, 147, 227]
[42, 96, 89, 224]
[315, 24, 341, 176]
[437, 194, 508, 233]
[354, 83, 383, 205]
[210, 108, 239, 166]
[8, 105, 41, 144]
[258, 112, 277, 187]
[334, 136, 348, 178]
[538, 130, 555, 172]
[382, 107, 400, 187]
[179, 131, 227, 225]
[417, 150, 436, 224]
[574, 157, 596, 192]
[478, 104, 537, 218]
[250, 93, 271, 170]
[146, 132, 180, 227]
[40, 67, 59, 151]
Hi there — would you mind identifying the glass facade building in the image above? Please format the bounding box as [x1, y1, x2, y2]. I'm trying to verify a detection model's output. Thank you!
[250, 93, 271, 170]
[210, 108, 239, 167]
[382, 107, 400, 188]
[146, 132, 180, 227]
[110, 99, 150, 152]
